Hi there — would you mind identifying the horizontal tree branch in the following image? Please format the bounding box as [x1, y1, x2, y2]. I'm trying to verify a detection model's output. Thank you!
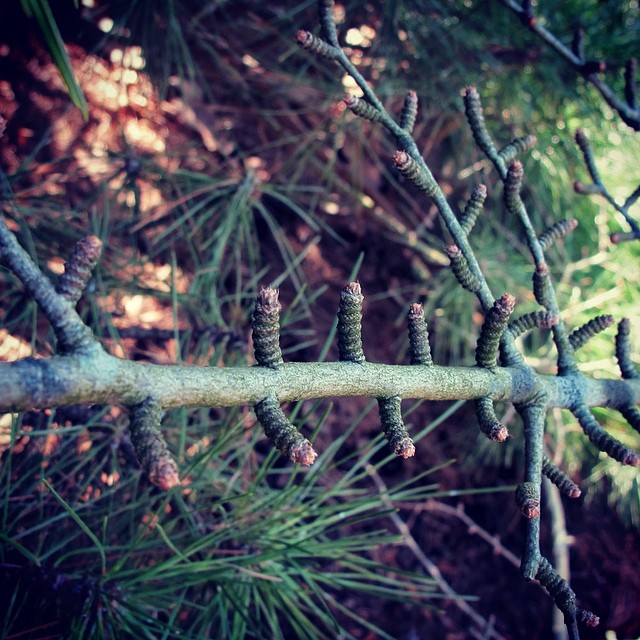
[1, 348, 639, 414]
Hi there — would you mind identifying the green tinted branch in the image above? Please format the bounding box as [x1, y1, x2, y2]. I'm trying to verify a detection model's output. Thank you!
[1, 352, 639, 414]
[499, 0, 640, 130]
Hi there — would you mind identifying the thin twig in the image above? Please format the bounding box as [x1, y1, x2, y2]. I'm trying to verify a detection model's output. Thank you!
[366, 464, 509, 640]
[423, 500, 520, 568]
[499, 0, 640, 131]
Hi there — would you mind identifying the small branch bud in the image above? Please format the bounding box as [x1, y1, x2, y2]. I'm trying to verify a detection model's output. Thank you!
[573, 404, 639, 466]
[475, 396, 510, 442]
[573, 181, 603, 195]
[538, 219, 578, 252]
[516, 481, 541, 518]
[568, 314, 614, 351]
[378, 396, 415, 458]
[619, 404, 640, 435]
[319, 0, 339, 46]
[296, 30, 339, 59]
[532, 263, 553, 307]
[508, 310, 558, 338]
[407, 303, 433, 366]
[463, 86, 498, 159]
[577, 608, 600, 628]
[459, 184, 487, 236]
[445, 244, 481, 292]
[56, 235, 102, 305]
[498, 134, 537, 165]
[615, 318, 639, 379]
[504, 160, 524, 214]
[475, 293, 516, 370]
[129, 398, 180, 490]
[535, 556, 578, 622]
[254, 396, 317, 466]
[251, 287, 284, 368]
[400, 89, 419, 133]
[0, 216, 95, 353]
[393, 151, 438, 197]
[542, 456, 581, 498]
[337, 281, 365, 363]
[344, 94, 383, 122]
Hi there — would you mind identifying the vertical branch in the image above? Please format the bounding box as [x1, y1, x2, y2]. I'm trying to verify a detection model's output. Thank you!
[517, 401, 547, 579]
[504, 161, 577, 375]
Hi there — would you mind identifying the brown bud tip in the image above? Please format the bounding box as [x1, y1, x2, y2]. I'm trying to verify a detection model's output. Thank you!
[508, 160, 524, 177]
[343, 94, 358, 108]
[393, 150, 410, 168]
[582, 60, 607, 75]
[574, 182, 603, 195]
[296, 30, 311, 45]
[568, 487, 582, 499]
[464, 85, 478, 98]
[258, 286, 280, 309]
[490, 424, 510, 443]
[497, 292, 516, 315]
[445, 244, 461, 258]
[623, 451, 640, 466]
[81, 235, 103, 258]
[344, 281, 362, 296]
[578, 609, 600, 628]
[409, 302, 424, 316]
[290, 440, 318, 466]
[521, 500, 540, 518]
[536, 263, 549, 277]
[395, 438, 416, 459]
[516, 482, 540, 518]
[150, 459, 180, 491]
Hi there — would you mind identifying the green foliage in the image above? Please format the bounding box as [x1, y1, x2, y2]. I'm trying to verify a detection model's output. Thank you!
[0, 397, 448, 639]
[20, 0, 88, 118]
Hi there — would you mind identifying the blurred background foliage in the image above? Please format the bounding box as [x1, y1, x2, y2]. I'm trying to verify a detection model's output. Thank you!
[1, 0, 640, 638]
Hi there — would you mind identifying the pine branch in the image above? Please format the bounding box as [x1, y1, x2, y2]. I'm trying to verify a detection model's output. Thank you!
[499, 0, 640, 130]
[498, 0, 640, 240]
[293, 4, 640, 636]
[574, 129, 640, 242]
